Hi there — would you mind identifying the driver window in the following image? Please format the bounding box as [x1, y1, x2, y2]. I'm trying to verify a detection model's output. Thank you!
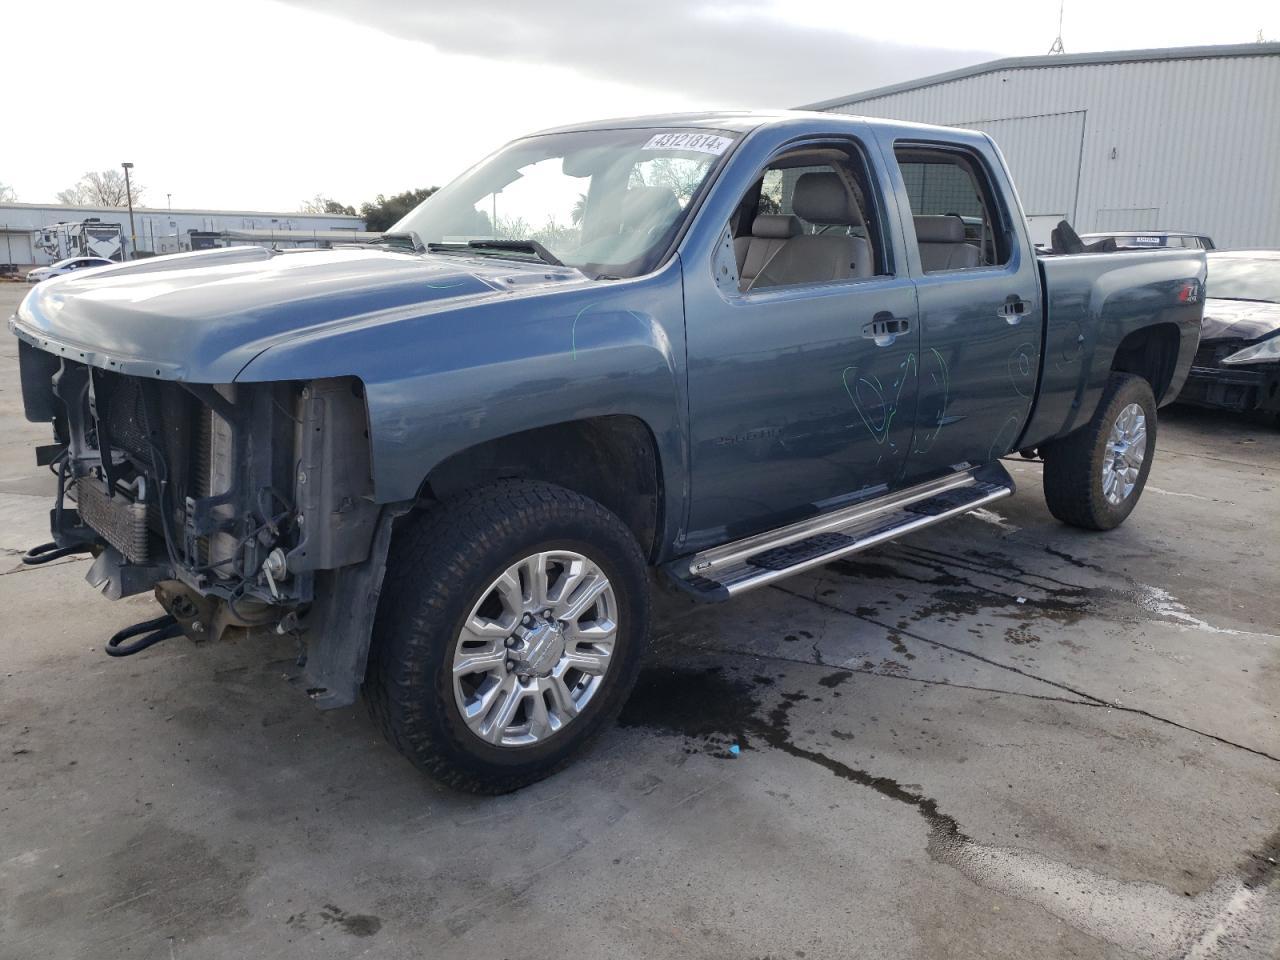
[727, 146, 886, 292]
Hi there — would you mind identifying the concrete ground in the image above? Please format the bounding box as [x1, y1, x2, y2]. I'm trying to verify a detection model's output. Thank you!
[0, 281, 1277, 960]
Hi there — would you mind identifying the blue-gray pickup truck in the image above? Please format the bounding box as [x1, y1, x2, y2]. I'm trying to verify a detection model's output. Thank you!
[10, 111, 1204, 792]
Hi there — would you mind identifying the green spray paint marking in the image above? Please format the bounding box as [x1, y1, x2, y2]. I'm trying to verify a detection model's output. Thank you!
[842, 352, 917, 445]
[570, 301, 606, 360]
[913, 348, 951, 454]
[1007, 341, 1036, 398]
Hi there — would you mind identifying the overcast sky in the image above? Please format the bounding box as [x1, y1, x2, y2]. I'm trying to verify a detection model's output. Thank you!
[2, 0, 1276, 212]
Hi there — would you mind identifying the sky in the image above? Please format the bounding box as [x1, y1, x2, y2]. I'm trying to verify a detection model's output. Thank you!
[1, 0, 1276, 213]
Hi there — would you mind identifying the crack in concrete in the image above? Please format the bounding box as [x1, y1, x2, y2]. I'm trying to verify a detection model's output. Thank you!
[622, 658, 1277, 959]
[771, 582, 1280, 765]
[0, 556, 90, 576]
[657, 635, 1095, 709]
[1160, 447, 1272, 469]
[900, 543, 1086, 591]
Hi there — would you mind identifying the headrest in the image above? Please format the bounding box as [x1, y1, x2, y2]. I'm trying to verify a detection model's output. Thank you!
[792, 172, 857, 225]
[622, 186, 679, 228]
[914, 214, 966, 243]
[751, 214, 802, 240]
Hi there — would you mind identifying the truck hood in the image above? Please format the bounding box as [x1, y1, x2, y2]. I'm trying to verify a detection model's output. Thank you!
[9, 245, 588, 382]
[1200, 298, 1280, 343]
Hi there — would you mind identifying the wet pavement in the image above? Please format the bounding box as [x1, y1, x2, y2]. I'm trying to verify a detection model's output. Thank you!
[0, 283, 1277, 959]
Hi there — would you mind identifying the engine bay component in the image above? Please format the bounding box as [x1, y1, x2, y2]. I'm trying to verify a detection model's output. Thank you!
[104, 614, 182, 658]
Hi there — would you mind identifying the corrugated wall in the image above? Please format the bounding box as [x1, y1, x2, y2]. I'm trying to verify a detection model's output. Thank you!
[823, 52, 1280, 248]
[0, 203, 366, 265]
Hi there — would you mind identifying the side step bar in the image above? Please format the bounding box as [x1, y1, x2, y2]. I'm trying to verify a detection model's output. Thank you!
[664, 466, 1014, 601]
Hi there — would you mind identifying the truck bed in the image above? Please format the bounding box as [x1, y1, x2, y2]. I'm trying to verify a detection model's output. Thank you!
[1018, 249, 1206, 450]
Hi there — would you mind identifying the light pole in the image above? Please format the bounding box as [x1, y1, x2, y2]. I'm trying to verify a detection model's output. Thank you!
[166, 192, 171, 211]
[121, 162, 137, 260]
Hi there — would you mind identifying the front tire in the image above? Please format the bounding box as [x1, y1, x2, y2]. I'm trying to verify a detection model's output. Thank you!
[365, 480, 650, 794]
[1042, 372, 1157, 530]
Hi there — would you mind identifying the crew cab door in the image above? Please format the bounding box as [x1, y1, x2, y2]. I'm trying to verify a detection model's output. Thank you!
[682, 136, 920, 548]
[879, 136, 1044, 480]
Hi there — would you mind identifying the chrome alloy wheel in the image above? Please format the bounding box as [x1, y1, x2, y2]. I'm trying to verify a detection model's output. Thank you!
[451, 551, 618, 747]
[1102, 402, 1147, 505]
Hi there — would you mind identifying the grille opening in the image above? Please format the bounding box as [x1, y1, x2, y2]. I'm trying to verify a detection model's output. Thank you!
[80, 370, 212, 569]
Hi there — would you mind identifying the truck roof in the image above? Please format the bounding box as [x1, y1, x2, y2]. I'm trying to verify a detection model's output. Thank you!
[528, 109, 987, 143]
[528, 110, 793, 136]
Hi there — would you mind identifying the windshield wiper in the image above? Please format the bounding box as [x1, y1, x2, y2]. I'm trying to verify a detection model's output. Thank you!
[367, 231, 424, 253]
[449, 239, 565, 267]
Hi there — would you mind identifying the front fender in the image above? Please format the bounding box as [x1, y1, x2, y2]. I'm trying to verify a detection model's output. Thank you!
[236, 261, 691, 556]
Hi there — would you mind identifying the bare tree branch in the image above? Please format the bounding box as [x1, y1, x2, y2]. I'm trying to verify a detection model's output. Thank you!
[57, 170, 144, 207]
[299, 194, 356, 216]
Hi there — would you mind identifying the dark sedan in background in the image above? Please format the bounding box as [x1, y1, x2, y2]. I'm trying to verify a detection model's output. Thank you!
[1178, 250, 1280, 416]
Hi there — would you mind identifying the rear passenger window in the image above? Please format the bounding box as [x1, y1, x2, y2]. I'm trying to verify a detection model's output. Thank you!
[724, 143, 888, 292]
[894, 145, 1010, 272]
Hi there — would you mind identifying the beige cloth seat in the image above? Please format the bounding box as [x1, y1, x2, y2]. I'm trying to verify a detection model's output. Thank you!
[749, 172, 873, 289]
[735, 214, 802, 289]
[913, 215, 981, 271]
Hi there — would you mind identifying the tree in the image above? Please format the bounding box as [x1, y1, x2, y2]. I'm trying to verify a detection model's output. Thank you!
[299, 195, 356, 216]
[359, 187, 438, 232]
[630, 157, 705, 203]
[57, 170, 143, 207]
[0, 181, 16, 203]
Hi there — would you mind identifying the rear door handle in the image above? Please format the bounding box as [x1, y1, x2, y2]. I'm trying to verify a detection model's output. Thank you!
[998, 296, 1034, 324]
[862, 311, 910, 345]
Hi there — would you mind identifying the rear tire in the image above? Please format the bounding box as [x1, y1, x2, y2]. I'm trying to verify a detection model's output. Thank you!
[1042, 373, 1157, 531]
[365, 480, 650, 794]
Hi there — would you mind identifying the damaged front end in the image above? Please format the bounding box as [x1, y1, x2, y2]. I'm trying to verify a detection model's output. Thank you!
[17, 339, 395, 706]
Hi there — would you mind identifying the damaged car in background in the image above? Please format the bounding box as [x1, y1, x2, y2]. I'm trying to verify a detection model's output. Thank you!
[11, 111, 1204, 794]
[1176, 250, 1280, 417]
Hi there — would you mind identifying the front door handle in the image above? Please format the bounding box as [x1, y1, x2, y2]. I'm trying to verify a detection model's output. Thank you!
[998, 296, 1034, 324]
[862, 311, 910, 345]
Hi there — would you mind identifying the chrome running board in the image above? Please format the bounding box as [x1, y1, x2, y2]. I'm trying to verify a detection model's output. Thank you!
[665, 465, 1014, 600]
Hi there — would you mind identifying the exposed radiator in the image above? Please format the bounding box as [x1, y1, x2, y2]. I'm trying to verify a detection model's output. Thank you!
[74, 479, 151, 564]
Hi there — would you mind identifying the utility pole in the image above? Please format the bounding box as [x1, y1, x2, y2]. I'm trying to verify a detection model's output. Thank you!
[121, 162, 137, 260]
[167, 192, 172, 211]
[1047, 0, 1066, 55]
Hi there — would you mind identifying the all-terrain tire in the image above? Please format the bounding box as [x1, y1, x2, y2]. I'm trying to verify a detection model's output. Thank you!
[1041, 372, 1157, 531]
[364, 479, 650, 794]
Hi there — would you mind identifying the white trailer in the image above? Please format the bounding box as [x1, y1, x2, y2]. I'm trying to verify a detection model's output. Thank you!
[33, 220, 126, 262]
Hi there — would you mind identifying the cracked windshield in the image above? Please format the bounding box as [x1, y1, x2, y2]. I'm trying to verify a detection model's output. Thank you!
[393, 128, 735, 277]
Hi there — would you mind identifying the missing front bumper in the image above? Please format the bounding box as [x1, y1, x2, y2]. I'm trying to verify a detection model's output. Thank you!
[1180, 365, 1280, 414]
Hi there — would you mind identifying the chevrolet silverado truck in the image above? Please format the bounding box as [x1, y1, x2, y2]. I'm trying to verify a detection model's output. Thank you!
[10, 112, 1204, 793]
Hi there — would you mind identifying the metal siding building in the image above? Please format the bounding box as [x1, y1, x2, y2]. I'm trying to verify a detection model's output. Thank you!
[0, 203, 365, 267]
[804, 43, 1280, 248]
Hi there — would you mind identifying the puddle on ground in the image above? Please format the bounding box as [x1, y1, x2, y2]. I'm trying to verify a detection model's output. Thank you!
[618, 665, 758, 758]
[618, 662, 1276, 959]
[820, 541, 1264, 646]
[288, 904, 382, 938]
[827, 546, 1099, 634]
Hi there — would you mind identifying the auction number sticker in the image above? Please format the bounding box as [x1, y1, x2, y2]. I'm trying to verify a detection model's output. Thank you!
[642, 132, 733, 155]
